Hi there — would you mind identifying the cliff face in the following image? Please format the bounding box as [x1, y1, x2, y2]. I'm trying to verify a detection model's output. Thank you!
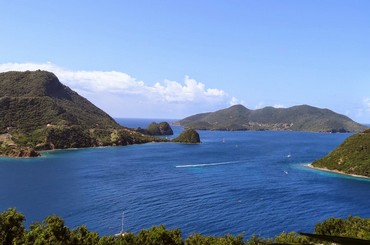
[0, 70, 165, 157]
[179, 104, 368, 132]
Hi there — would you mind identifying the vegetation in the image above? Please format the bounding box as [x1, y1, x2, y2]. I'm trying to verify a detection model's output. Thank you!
[0, 70, 167, 157]
[0, 71, 119, 132]
[136, 122, 174, 136]
[2, 209, 370, 244]
[312, 129, 370, 177]
[172, 129, 200, 143]
[179, 104, 368, 132]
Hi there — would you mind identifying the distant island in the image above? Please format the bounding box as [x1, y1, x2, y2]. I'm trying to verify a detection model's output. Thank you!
[179, 104, 367, 133]
[0, 70, 196, 157]
[311, 129, 370, 178]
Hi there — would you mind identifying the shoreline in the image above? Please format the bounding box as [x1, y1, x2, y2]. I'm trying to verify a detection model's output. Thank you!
[0, 141, 175, 159]
[306, 163, 370, 180]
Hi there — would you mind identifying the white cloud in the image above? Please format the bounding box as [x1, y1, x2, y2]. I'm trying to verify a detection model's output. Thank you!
[254, 102, 265, 109]
[356, 98, 370, 117]
[150, 76, 225, 103]
[0, 62, 146, 94]
[352, 97, 370, 123]
[364, 98, 370, 112]
[0, 62, 234, 118]
[229, 96, 245, 106]
[273, 104, 286, 108]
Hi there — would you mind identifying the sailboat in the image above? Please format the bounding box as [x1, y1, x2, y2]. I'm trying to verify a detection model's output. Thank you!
[115, 211, 126, 237]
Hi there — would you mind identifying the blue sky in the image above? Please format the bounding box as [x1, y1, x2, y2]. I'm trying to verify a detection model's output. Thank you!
[1, 1, 370, 122]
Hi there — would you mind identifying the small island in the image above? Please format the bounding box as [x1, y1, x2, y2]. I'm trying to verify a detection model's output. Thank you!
[172, 129, 200, 144]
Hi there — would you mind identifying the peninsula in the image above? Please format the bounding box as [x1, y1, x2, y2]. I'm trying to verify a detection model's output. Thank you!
[0, 70, 167, 157]
[311, 129, 370, 178]
[179, 104, 367, 132]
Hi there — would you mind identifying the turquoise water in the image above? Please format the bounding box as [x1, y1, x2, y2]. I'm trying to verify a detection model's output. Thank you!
[0, 119, 369, 238]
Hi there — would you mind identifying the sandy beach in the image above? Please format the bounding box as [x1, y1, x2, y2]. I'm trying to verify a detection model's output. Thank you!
[306, 163, 370, 180]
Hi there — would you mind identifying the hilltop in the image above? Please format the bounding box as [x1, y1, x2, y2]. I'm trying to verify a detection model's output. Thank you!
[0, 70, 165, 156]
[179, 104, 367, 132]
[172, 128, 200, 143]
[312, 129, 370, 177]
[0, 70, 120, 131]
[135, 121, 174, 136]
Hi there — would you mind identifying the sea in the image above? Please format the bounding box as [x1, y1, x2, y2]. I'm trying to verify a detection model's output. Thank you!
[1, 118, 370, 239]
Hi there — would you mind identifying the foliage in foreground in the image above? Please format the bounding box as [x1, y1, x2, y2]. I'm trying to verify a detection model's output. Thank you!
[1, 208, 370, 245]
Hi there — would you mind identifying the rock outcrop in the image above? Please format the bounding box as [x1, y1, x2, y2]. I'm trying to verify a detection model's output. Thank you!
[135, 122, 174, 136]
[172, 129, 200, 144]
[7, 148, 41, 158]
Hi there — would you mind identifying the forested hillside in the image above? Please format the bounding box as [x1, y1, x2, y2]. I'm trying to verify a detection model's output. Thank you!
[0, 70, 164, 156]
[179, 104, 367, 132]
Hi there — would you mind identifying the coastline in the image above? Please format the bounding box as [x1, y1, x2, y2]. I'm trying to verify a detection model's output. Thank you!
[306, 163, 370, 180]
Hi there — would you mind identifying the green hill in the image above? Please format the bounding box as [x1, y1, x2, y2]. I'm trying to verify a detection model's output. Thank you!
[172, 129, 200, 143]
[179, 104, 367, 132]
[312, 129, 370, 177]
[0, 70, 119, 131]
[136, 121, 174, 136]
[0, 70, 164, 157]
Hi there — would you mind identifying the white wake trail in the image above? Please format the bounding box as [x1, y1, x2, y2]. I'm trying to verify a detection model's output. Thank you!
[175, 160, 240, 168]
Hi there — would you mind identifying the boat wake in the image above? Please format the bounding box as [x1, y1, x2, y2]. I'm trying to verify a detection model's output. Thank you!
[175, 160, 240, 168]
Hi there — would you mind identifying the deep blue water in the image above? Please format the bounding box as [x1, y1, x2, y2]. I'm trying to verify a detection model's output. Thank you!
[1, 118, 370, 238]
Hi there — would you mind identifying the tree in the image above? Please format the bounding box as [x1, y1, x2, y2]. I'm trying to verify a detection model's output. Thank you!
[0, 208, 26, 245]
[71, 225, 100, 245]
[272, 231, 309, 244]
[25, 215, 71, 244]
[136, 225, 183, 245]
[315, 216, 370, 240]
[186, 233, 245, 245]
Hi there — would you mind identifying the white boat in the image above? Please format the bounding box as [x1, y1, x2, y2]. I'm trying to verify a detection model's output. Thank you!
[115, 211, 126, 237]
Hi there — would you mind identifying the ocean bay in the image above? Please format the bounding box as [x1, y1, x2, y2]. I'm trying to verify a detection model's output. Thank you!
[1, 120, 370, 238]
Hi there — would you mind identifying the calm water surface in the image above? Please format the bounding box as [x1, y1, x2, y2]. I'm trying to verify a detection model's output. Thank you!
[0, 118, 369, 238]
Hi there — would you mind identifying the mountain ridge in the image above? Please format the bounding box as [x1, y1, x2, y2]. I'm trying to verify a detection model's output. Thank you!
[0, 70, 119, 132]
[179, 104, 367, 132]
[0, 70, 166, 156]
